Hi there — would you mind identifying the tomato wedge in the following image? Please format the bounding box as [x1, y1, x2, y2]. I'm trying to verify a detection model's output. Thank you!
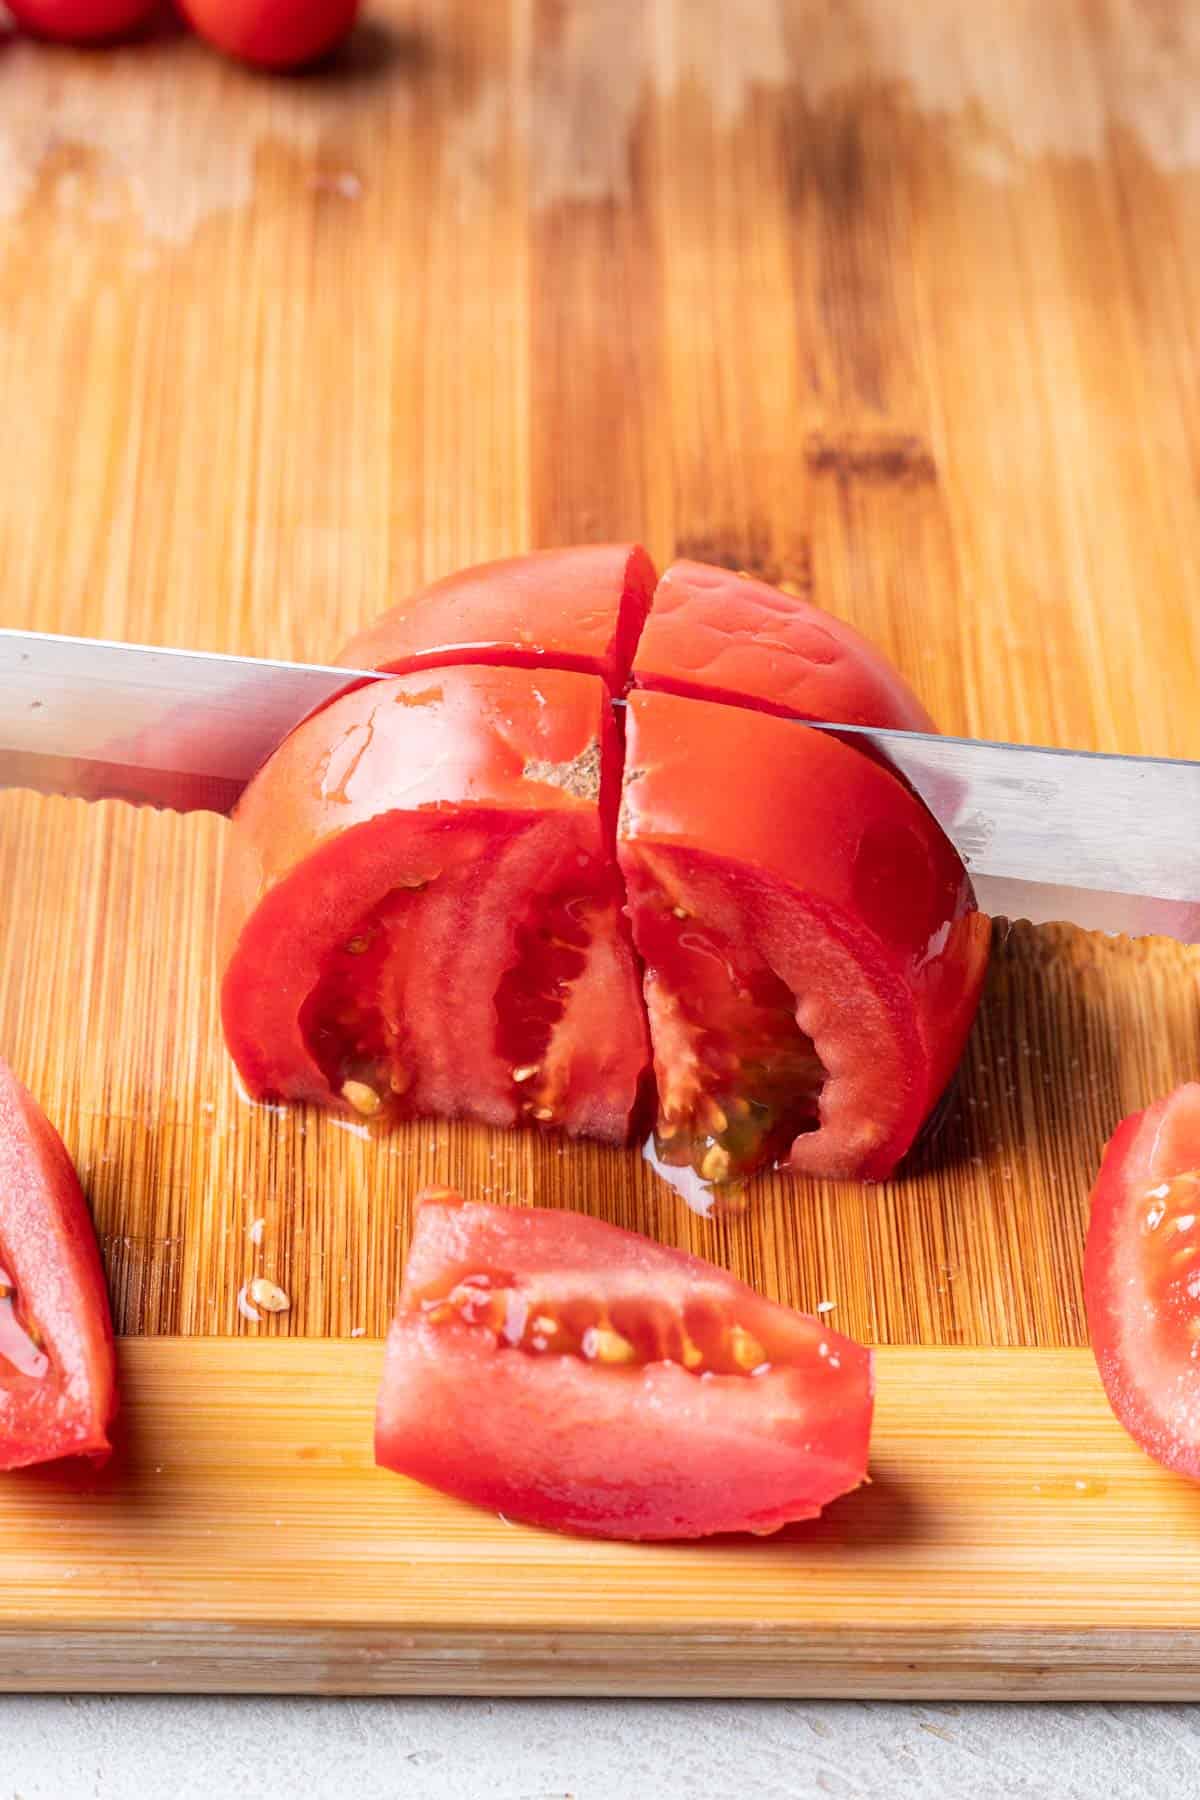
[1084, 1083, 1200, 1480]
[220, 665, 650, 1142]
[376, 1189, 873, 1538]
[618, 691, 990, 1183]
[338, 546, 657, 692]
[0, 1060, 115, 1469]
[632, 560, 937, 731]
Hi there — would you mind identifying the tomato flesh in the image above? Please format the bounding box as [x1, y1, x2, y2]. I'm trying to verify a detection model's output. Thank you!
[221, 666, 650, 1142]
[0, 1060, 115, 1470]
[619, 690, 990, 1184]
[1085, 1083, 1200, 1480]
[338, 545, 656, 692]
[376, 1190, 873, 1539]
[633, 560, 937, 731]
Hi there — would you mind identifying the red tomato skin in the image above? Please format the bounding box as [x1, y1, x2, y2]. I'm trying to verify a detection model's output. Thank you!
[1085, 1083, 1200, 1480]
[338, 546, 657, 693]
[376, 1194, 873, 1540]
[0, 1061, 115, 1470]
[3, 0, 158, 40]
[220, 665, 650, 1143]
[619, 690, 990, 1181]
[177, 0, 359, 68]
[632, 561, 938, 731]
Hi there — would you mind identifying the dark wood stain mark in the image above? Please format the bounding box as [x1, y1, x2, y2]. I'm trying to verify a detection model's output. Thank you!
[805, 430, 937, 485]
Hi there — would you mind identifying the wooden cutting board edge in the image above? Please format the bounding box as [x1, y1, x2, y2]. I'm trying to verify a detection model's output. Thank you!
[7, 1337, 1200, 1698]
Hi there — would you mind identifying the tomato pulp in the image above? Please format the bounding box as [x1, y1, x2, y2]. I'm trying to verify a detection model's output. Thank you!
[0, 1060, 115, 1469]
[222, 549, 987, 1184]
[1085, 1082, 1200, 1479]
[376, 1189, 873, 1538]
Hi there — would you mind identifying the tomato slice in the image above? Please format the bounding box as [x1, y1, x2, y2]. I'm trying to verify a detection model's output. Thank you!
[618, 691, 990, 1184]
[1084, 1083, 1200, 1479]
[0, 1061, 115, 1469]
[376, 1189, 873, 1539]
[632, 560, 937, 731]
[220, 665, 650, 1142]
[337, 546, 657, 692]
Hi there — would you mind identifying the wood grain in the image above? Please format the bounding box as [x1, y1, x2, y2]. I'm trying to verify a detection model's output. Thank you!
[3, 0, 1200, 1693]
[5, 1337, 1200, 1697]
[1, 0, 1200, 1345]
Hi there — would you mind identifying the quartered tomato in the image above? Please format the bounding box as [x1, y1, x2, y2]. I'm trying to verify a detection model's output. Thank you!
[618, 691, 990, 1183]
[220, 665, 650, 1142]
[1085, 1083, 1200, 1480]
[0, 1060, 115, 1469]
[338, 546, 657, 693]
[376, 1190, 873, 1539]
[633, 560, 937, 731]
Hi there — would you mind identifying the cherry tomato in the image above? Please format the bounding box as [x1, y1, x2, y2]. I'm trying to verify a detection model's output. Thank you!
[2, 0, 159, 42]
[0, 1059, 115, 1469]
[220, 665, 650, 1143]
[633, 560, 938, 731]
[1085, 1082, 1200, 1479]
[177, 0, 360, 70]
[338, 545, 657, 693]
[376, 1189, 873, 1539]
[618, 690, 990, 1184]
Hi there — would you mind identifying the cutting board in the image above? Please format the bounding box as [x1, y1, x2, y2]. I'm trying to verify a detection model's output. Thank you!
[3, 0, 1200, 1697]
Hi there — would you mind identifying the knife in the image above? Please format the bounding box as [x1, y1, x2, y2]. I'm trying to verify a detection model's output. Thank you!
[3, 627, 1199, 943]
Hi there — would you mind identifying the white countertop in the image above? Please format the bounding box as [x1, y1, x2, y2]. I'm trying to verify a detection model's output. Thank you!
[5, 1696, 1196, 1798]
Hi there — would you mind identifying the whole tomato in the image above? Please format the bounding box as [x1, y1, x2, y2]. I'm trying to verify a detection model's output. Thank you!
[177, 0, 360, 68]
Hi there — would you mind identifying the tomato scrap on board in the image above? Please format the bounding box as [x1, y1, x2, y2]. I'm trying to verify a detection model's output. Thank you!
[0, 1060, 115, 1470]
[375, 1189, 874, 1539]
[1085, 1082, 1200, 1481]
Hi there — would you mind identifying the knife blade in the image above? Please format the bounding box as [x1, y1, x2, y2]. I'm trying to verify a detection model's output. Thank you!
[2, 627, 1198, 942]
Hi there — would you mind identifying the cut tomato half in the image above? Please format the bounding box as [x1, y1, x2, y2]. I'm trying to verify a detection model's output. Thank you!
[1085, 1082, 1200, 1480]
[632, 560, 937, 730]
[0, 1060, 116, 1469]
[376, 1189, 873, 1538]
[618, 690, 989, 1183]
[220, 665, 650, 1142]
[338, 545, 656, 691]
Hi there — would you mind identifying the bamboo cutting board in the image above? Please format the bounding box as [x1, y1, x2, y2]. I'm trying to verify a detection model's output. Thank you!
[2, 0, 1200, 1696]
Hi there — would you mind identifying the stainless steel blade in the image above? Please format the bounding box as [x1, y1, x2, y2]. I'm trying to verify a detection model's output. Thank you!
[0, 629, 377, 814]
[815, 721, 1200, 939]
[2, 628, 1198, 941]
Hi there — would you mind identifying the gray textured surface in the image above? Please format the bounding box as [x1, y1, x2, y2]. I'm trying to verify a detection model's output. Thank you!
[4, 1698, 1200, 1799]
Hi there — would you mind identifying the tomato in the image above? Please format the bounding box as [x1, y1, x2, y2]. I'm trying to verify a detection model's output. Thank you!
[2, 0, 158, 41]
[1084, 1083, 1200, 1480]
[632, 560, 938, 731]
[376, 1189, 872, 1539]
[220, 665, 650, 1142]
[338, 546, 656, 693]
[618, 690, 990, 1184]
[177, 0, 359, 69]
[0, 1060, 115, 1469]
